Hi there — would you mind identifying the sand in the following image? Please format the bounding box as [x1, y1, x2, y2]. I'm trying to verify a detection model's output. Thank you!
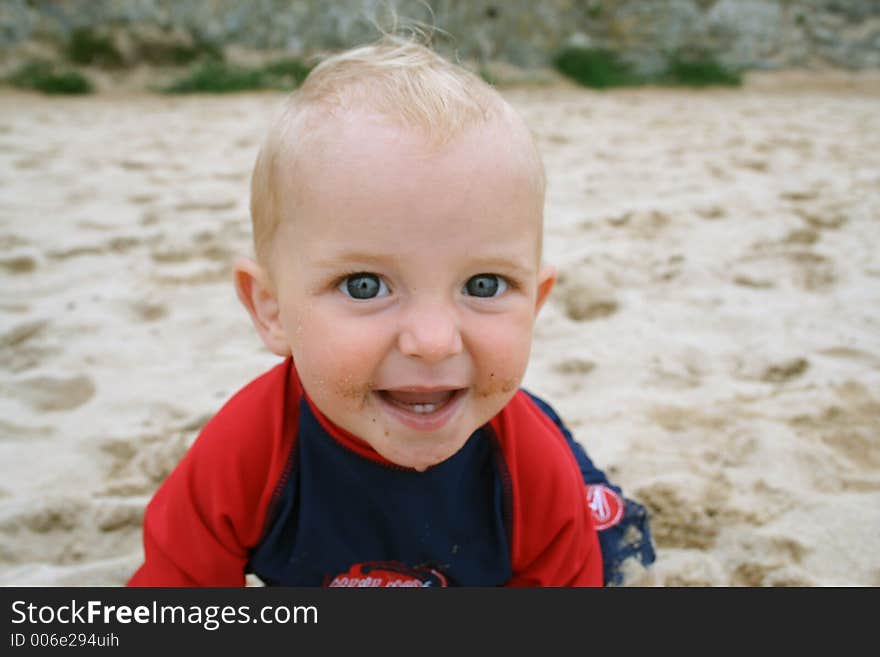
[1, 70, 879, 586]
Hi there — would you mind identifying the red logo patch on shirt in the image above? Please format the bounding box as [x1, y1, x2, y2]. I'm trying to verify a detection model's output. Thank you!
[586, 484, 624, 531]
[326, 561, 449, 587]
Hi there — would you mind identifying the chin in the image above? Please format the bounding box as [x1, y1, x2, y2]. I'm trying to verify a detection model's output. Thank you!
[378, 435, 469, 472]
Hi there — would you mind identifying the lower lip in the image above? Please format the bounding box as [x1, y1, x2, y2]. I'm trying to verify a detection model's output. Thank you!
[374, 389, 467, 431]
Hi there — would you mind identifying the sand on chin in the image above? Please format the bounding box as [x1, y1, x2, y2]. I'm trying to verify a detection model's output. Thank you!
[1, 70, 879, 586]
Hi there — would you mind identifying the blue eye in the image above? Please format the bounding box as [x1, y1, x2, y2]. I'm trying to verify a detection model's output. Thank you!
[339, 273, 389, 299]
[464, 274, 507, 298]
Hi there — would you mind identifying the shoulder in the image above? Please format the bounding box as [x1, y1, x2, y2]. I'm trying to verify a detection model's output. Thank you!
[198, 357, 300, 446]
[488, 390, 587, 517]
[490, 391, 600, 585]
[169, 358, 301, 527]
[488, 389, 579, 483]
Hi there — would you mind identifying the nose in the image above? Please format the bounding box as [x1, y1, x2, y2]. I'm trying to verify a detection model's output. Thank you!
[397, 300, 463, 363]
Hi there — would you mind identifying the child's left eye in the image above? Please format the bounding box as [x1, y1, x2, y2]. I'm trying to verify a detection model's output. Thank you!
[463, 274, 508, 298]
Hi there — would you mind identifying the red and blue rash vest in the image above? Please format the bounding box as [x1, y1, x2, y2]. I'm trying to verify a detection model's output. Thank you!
[128, 358, 654, 587]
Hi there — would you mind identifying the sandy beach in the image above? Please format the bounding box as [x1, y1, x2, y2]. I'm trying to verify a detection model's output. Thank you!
[1, 70, 879, 586]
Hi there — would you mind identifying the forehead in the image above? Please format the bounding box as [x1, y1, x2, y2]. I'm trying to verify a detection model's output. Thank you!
[294, 106, 539, 180]
[277, 110, 544, 252]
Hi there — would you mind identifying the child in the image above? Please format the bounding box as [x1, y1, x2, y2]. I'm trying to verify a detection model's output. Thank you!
[128, 37, 654, 587]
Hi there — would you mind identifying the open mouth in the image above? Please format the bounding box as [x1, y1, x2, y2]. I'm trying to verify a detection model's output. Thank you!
[380, 389, 458, 413]
[374, 388, 467, 430]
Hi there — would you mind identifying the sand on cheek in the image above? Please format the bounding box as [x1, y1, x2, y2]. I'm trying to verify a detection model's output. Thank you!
[333, 376, 375, 411]
[474, 372, 520, 399]
[470, 330, 531, 401]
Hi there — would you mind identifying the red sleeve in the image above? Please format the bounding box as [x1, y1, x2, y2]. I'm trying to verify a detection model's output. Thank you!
[127, 358, 300, 586]
[490, 391, 603, 587]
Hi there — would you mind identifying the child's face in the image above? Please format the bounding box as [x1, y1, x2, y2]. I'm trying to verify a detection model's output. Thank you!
[249, 111, 554, 471]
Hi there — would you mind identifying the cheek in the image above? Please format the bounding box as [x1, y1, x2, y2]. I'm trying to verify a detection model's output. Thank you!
[289, 309, 385, 401]
[468, 312, 534, 398]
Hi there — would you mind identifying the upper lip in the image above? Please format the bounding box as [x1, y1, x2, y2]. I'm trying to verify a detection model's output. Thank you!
[377, 385, 466, 392]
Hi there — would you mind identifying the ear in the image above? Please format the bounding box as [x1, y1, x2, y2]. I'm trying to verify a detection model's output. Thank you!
[534, 264, 556, 317]
[233, 256, 291, 356]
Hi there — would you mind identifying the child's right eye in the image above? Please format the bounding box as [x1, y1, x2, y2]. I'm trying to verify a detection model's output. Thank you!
[338, 273, 390, 299]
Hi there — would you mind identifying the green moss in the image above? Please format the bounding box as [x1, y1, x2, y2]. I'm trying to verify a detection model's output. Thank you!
[6, 60, 93, 95]
[259, 58, 313, 87]
[162, 61, 265, 93]
[554, 46, 741, 90]
[662, 52, 742, 87]
[552, 47, 640, 88]
[478, 67, 498, 86]
[162, 58, 313, 94]
[136, 36, 225, 66]
[65, 28, 124, 68]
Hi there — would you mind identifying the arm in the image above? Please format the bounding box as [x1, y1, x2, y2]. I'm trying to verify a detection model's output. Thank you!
[490, 392, 602, 587]
[128, 443, 251, 586]
[128, 359, 298, 587]
[504, 476, 604, 587]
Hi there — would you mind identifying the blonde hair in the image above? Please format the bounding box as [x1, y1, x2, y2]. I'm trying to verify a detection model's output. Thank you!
[249, 35, 545, 268]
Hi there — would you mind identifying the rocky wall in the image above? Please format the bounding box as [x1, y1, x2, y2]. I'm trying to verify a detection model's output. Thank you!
[1, 0, 878, 71]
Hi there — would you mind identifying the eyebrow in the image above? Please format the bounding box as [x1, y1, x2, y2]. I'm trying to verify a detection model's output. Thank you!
[312, 251, 533, 274]
[468, 256, 535, 276]
[310, 252, 396, 269]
